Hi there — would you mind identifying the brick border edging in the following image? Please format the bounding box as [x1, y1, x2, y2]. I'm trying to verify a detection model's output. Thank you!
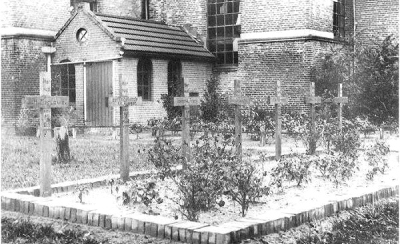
[5, 169, 172, 197]
[2, 185, 398, 244]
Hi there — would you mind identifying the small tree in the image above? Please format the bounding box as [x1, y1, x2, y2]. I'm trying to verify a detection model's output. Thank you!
[312, 34, 399, 125]
[200, 76, 222, 123]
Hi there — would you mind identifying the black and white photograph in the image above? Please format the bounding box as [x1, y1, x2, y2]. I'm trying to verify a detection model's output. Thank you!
[1, 0, 399, 243]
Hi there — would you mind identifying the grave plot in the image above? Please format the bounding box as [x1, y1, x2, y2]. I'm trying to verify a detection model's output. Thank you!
[2, 79, 399, 244]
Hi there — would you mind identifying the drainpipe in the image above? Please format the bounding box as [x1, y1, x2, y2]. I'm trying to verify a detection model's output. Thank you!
[83, 61, 87, 122]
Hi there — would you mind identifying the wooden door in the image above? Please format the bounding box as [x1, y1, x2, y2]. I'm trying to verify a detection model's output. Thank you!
[86, 62, 113, 126]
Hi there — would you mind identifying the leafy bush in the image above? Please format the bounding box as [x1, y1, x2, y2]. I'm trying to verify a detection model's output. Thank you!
[313, 34, 399, 125]
[271, 153, 315, 188]
[365, 140, 390, 180]
[315, 152, 359, 187]
[200, 76, 223, 123]
[242, 106, 274, 141]
[112, 178, 163, 213]
[295, 198, 399, 244]
[1, 217, 103, 244]
[224, 158, 269, 217]
[148, 132, 237, 221]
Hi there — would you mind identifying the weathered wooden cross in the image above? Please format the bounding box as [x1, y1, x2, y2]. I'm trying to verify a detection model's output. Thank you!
[304, 82, 321, 154]
[268, 80, 288, 161]
[332, 83, 348, 133]
[174, 89, 201, 168]
[23, 72, 69, 197]
[109, 74, 142, 182]
[228, 80, 252, 159]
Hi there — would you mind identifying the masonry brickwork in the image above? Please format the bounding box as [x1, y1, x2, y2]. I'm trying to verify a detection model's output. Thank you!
[96, 0, 141, 18]
[355, 0, 399, 45]
[0, 0, 71, 30]
[53, 8, 213, 125]
[151, 0, 208, 38]
[1, 38, 48, 128]
[2, 0, 398, 129]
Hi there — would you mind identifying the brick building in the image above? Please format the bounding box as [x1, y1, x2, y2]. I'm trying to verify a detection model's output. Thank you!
[1, 0, 398, 131]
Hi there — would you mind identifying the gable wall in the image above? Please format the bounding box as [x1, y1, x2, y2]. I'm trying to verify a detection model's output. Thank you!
[53, 12, 121, 63]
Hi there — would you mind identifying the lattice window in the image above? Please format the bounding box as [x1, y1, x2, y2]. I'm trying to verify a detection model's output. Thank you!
[137, 58, 152, 101]
[207, 0, 240, 66]
[333, 0, 345, 38]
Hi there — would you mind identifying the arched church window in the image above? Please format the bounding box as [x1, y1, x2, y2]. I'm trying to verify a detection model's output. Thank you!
[137, 58, 152, 101]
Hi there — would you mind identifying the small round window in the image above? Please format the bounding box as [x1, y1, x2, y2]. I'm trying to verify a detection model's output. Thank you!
[76, 28, 88, 43]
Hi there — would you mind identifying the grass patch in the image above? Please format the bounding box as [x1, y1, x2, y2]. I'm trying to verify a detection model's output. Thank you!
[256, 198, 399, 244]
[1, 135, 153, 190]
[1, 217, 105, 244]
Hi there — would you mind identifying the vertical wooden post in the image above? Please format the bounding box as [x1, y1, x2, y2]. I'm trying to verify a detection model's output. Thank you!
[119, 74, 129, 182]
[268, 80, 288, 161]
[182, 93, 191, 166]
[233, 80, 242, 159]
[228, 80, 252, 159]
[333, 83, 348, 134]
[23, 72, 68, 197]
[40, 73, 52, 197]
[173, 87, 201, 169]
[304, 82, 321, 155]
[338, 83, 343, 133]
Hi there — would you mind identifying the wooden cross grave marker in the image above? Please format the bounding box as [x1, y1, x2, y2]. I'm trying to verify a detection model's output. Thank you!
[173, 88, 201, 168]
[22, 72, 69, 197]
[228, 80, 252, 159]
[109, 74, 142, 182]
[304, 82, 321, 155]
[332, 83, 348, 133]
[268, 80, 288, 161]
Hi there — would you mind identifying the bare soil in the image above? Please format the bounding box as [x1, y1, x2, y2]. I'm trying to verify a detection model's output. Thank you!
[51, 150, 399, 225]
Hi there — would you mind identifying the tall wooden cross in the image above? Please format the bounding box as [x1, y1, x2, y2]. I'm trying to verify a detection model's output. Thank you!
[228, 80, 252, 159]
[173, 89, 201, 168]
[23, 72, 69, 197]
[304, 82, 321, 154]
[268, 80, 288, 161]
[332, 83, 348, 133]
[109, 74, 142, 182]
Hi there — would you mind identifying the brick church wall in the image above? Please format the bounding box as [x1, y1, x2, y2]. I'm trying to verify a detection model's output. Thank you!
[0, 0, 71, 30]
[97, 0, 141, 18]
[1, 38, 48, 128]
[355, 0, 399, 44]
[150, 0, 208, 37]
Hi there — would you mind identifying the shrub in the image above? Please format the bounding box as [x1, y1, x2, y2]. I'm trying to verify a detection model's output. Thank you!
[224, 158, 269, 217]
[365, 140, 390, 180]
[148, 132, 236, 221]
[271, 153, 315, 188]
[112, 178, 163, 213]
[242, 106, 274, 141]
[294, 198, 399, 244]
[1, 217, 103, 244]
[316, 152, 359, 187]
[200, 76, 222, 123]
